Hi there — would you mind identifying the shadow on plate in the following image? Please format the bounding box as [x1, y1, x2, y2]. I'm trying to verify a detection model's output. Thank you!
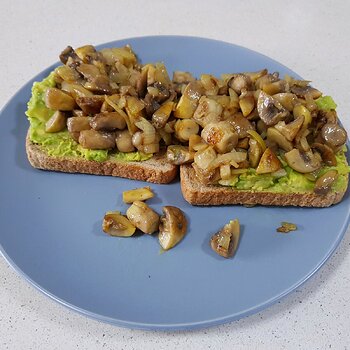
[12, 102, 31, 171]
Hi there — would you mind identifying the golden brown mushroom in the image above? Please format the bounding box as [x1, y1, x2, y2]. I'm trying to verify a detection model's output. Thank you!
[201, 121, 238, 154]
[321, 123, 347, 149]
[210, 219, 240, 258]
[266, 127, 293, 152]
[312, 143, 337, 166]
[284, 149, 321, 173]
[257, 91, 289, 126]
[45, 88, 76, 111]
[45, 111, 67, 133]
[167, 145, 194, 165]
[314, 170, 338, 195]
[78, 130, 115, 149]
[256, 148, 282, 174]
[158, 206, 187, 250]
[90, 112, 126, 131]
[102, 211, 136, 237]
[115, 130, 135, 152]
[126, 201, 159, 234]
[174, 81, 204, 119]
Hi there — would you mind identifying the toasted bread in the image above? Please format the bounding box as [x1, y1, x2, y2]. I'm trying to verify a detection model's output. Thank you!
[180, 164, 348, 207]
[26, 133, 177, 184]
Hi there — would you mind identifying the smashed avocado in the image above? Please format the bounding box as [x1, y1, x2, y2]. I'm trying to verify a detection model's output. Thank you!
[219, 150, 349, 193]
[25, 73, 152, 162]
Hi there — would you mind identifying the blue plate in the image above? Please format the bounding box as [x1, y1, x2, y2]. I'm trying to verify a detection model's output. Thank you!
[0, 36, 349, 330]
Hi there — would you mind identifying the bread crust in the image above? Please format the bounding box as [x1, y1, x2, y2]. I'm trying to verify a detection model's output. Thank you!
[180, 165, 348, 207]
[26, 133, 178, 184]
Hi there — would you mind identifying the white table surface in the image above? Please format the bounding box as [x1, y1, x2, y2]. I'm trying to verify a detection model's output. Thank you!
[1, 1, 350, 349]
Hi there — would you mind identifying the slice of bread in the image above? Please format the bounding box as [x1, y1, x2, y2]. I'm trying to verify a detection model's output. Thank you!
[26, 133, 178, 184]
[180, 164, 348, 207]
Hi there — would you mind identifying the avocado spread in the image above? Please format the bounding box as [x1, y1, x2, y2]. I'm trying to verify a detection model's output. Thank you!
[25, 73, 152, 163]
[218, 150, 349, 193]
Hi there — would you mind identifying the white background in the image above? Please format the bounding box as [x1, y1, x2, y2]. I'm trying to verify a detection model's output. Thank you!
[1, 1, 349, 349]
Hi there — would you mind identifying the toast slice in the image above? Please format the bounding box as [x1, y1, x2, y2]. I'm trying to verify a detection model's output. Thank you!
[180, 164, 348, 207]
[26, 133, 178, 184]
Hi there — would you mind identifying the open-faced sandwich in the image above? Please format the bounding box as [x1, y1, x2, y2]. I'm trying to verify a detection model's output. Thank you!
[26, 44, 349, 206]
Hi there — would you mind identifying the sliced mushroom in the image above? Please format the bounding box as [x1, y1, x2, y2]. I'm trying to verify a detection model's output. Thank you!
[201, 121, 238, 154]
[272, 92, 298, 111]
[135, 65, 148, 97]
[200, 74, 219, 95]
[248, 138, 263, 168]
[59, 46, 81, 65]
[293, 105, 312, 127]
[321, 123, 347, 148]
[189, 134, 208, 152]
[256, 148, 282, 174]
[318, 110, 338, 124]
[262, 80, 289, 95]
[255, 72, 279, 89]
[122, 187, 154, 204]
[90, 112, 126, 131]
[314, 170, 338, 195]
[75, 45, 97, 63]
[266, 127, 293, 152]
[149, 82, 171, 103]
[174, 81, 204, 119]
[152, 101, 174, 129]
[239, 93, 255, 117]
[274, 116, 304, 141]
[55, 65, 81, 83]
[229, 74, 253, 94]
[60, 82, 94, 99]
[167, 145, 194, 165]
[257, 91, 289, 126]
[115, 130, 135, 152]
[126, 201, 159, 234]
[77, 63, 102, 81]
[284, 149, 321, 173]
[102, 211, 136, 237]
[76, 95, 105, 114]
[45, 88, 76, 111]
[67, 116, 91, 133]
[173, 71, 195, 84]
[78, 130, 115, 149]
[194, 146, 217, 170]
[158, 206, 187, 250]
[45, 111, 67, 133]
[84, 75, 112, 94]
[243, 69, 268, 82]
[192, 96, 223, 127]
[175, 119, 199, 142]
[297, 129, 311, 152]
[312, 143, 337, 166]
[210, 219, 240, 258]
[290, 85, 322, 99]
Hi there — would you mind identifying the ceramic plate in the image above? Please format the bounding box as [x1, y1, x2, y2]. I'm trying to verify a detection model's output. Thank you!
[0, 36, 349, 330]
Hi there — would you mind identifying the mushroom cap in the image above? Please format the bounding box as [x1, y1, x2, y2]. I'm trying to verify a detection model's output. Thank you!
[285, 149, 321, 173]
[159, 206, 187, 250]
[257, 91, 289, 126]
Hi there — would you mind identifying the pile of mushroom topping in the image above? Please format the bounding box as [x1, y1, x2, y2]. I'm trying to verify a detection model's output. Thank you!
[45, 44, 347, 195]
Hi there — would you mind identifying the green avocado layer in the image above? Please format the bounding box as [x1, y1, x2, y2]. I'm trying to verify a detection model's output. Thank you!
[25, 73, 152, 163]
[218, 151, 349, 193]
